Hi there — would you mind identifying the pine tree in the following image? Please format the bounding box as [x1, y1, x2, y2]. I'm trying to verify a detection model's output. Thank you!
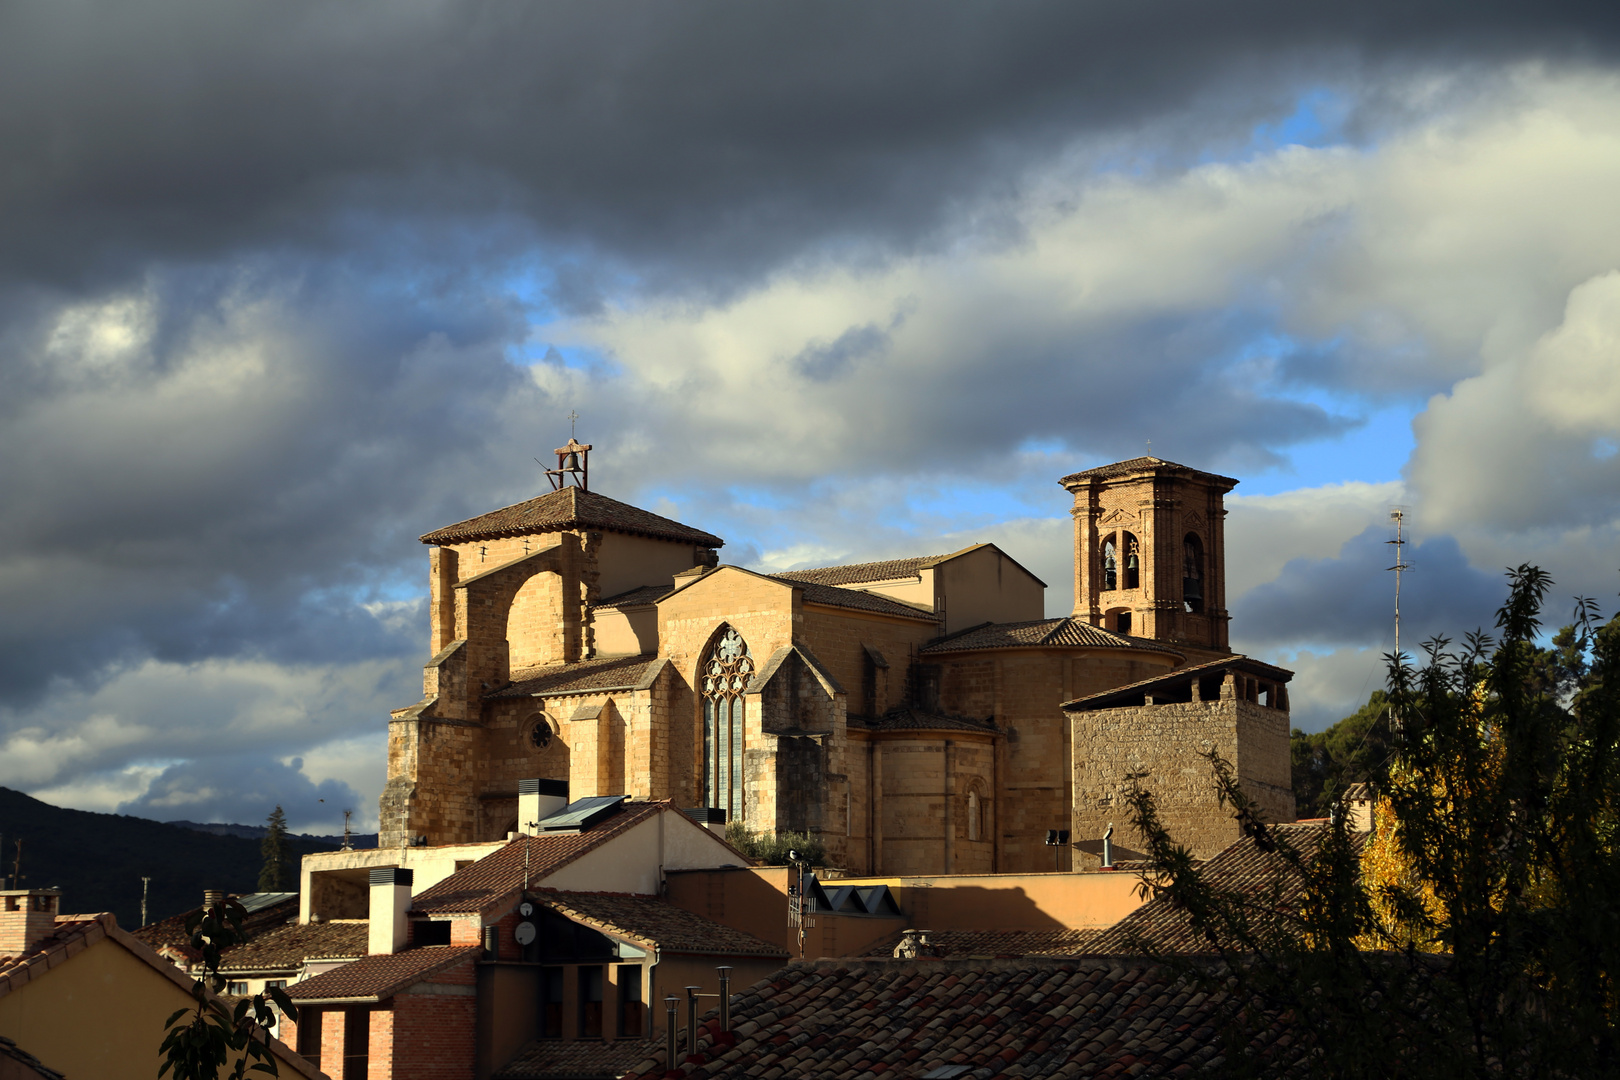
[257, 806, 289, 892]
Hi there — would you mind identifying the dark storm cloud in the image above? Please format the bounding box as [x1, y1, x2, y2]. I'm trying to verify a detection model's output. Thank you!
[2, 1, 1618, 296]
[1232, 527, 1508, 651]
[119, 755, 363, 833]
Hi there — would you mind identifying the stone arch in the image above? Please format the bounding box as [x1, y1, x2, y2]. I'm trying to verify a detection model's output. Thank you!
[508, 571, 565, 670]
[1120, 531, 1141, 590]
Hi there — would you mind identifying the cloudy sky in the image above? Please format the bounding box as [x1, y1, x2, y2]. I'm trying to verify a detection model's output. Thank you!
[4, 2, 1620, 832]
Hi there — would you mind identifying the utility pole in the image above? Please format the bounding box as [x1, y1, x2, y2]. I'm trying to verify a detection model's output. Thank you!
[141, 876, 151, 928]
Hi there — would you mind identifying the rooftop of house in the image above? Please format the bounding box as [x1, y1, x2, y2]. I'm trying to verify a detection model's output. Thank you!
[0, 1035, 64, 1080]
[1088, 822, 1364, 954]
[0, 915, 108, 985]
[619, 956, 1311, 1080]
[1057, 455, 1240, 489]
[286, 944, 481, 1002]
[131, 891, 300, 955]
[535, 891, 788, 959]
[409, 801, 669, 916]
[219, 919, 369, 972]
[419, 486, 725, 548]
[1061, 653, 1294, 712]
[495, 1037, 665, 1080]
[776, 543, 1049, 590]
[492, 655, 667, 699]
[861, 928, 1105, 959]
[919, 616, 1182, 656]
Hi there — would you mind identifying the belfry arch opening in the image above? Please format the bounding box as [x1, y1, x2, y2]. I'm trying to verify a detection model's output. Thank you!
[699, 624, 752, 824]
[1183, 533, 1205, 614]
[1120, 531, 1140, 590]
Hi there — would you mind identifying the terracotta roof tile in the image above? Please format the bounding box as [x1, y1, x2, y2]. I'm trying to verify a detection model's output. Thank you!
[411, 803, 664, 915]
[1061, 653, 1293, 711]
[492, 656, 666, 699]
[220, 920, 369, 972]
[769, 577, 938, 622]
[0, 916, 109, 988]
[286, 944, 480, 1001]
[0, 1034, 64, 1080]
[495, 1037, 665, 1079]
[853, 707, 998, 735]
[1089, 823, 1366, 954]
[535, 892, 787, 958]
[421, 488, 724, 548]
[132, 892, 300, 954]
[920, 617, 1180, 656]
[775, 554, 949, 587]
[1058, 456, 1239, 488]
[620, 957, 1311, 1079]
[861, 929, 1104, 959]
[593, 584, 677, 609]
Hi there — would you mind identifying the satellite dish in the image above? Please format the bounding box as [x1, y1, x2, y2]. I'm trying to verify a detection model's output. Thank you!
[514, 921, 536, 946]
[518, 901, 535, 918]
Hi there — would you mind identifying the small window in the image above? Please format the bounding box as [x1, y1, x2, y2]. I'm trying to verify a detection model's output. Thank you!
[1116, 611, 1132, 635]
[296, 1007, 322, 1066]
[541, 967, 565, 1038]
[618, 965, 644, 1037]
[966, 790, 982, 843]
[227, 981, 250, 996]
[580, 965, 604, 1038]
[414, 920, 452, 946]
[266, 979, 288, 991]
[1183, 533, 1205, 614]
[343, 1008, 369, 1079]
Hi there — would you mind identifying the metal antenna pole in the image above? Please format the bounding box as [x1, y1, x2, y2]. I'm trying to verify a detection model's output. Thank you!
[141, 876, 151, 927]
[1386, 509, 1411, 661]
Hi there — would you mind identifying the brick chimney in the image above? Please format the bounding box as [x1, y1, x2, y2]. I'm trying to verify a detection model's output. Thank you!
[518, 779, 569, 836]
[368, 868, 413, 955]
[0, 888, 62, 958]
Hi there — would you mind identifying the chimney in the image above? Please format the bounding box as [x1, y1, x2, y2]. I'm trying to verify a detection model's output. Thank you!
[202, 889, 224, 909]
[684, 807, 728, 838]
[368, 868, 414, 955]
[0, 888, 62, 958]
[518, 779, 569, 836]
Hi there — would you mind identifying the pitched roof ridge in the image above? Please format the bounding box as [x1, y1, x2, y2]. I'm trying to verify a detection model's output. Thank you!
[419, 486, 724, 548]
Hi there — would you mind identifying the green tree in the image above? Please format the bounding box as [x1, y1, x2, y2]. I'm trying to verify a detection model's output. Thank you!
[1290, 690, 1396, 818]
[257, 806, 289, 892]
[160, 895, 297, 1079]
[1125, 565, 1620, 1080]
[724, 821, 825, 867]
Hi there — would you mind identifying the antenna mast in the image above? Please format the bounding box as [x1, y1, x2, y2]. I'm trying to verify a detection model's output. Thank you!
[141, 876, 151, 927]
[1386, 508, 1411, 661]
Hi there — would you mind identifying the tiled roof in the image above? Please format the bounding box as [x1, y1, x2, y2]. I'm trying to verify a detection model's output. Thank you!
[1089, 823, 1363, 954]
[536, 892, 787, 958]
[220, 919, 369, 972]
[133, 892, 300, 954]
[1058, 456, 1239, 488]
[770, 577, 938, 622]
[0, 916, 109, 990]
[492, 655, 666, 699]
[920, 617, 1181, 655]
[593, 584, 676, 609]
[496, 1037, 665, 1080]
[421, 487, 725, 548]
[861, 928, 1104, 958]
[620, 957, 1312, 1079]
[411, 803, 664, 915]
[854, 707, 999, 735]
[0, 1034, 64, 1080]
[775, 553, 948, 586]
[286, 945, 480, 1001]
[1060, 653, 1293, 711]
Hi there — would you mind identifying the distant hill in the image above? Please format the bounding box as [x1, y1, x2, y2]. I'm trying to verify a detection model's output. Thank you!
[0, 787, 346, 931]
[166, 818, 378, 848]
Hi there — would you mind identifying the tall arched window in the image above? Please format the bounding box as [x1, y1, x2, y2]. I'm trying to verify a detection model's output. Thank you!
[1183, 533, 1205, 614]
[702, 627, 752, 821]
[1121, 532, 1141, 590]
[966, 789, 982, 842]
[1102, 537, 1118, 591]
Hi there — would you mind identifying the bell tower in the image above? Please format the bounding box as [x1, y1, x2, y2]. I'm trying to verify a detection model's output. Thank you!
[1059, 457, 1236, 652]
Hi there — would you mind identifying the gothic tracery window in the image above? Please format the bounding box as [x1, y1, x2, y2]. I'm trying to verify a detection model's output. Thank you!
[702, 627, 752, 822]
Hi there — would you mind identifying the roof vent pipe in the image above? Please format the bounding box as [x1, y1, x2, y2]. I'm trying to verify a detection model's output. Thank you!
[518, 779, 569, 836]
[203, 889, 224, 909]
[1102, 823, 1114, 869]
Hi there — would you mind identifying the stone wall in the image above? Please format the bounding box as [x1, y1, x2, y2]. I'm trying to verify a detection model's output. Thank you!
[1068, 687, 1295, 860]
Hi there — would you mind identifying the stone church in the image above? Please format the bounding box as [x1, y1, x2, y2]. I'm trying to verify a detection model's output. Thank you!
[380, 447, 1296, 872]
